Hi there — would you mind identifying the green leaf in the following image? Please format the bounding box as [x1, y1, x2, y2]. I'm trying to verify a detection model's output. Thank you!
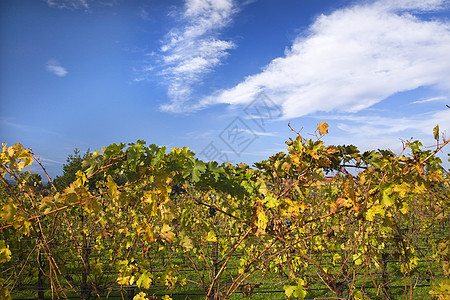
[264, 193, 279, 208]
[151, 146, 167, 167]
[136, 271, 152, 289]
[364, 151, 382, 169]
[107, 175, 118, 200]
[2, 203, 17, 223]
[283, 285, 296, 298]
[293, 278, 307, 298]
[393, 182, 411, 197]
[183, 159, 206, 183]
[283, 278, 307, 299]
[256, 179, 268, 196]
[381, 187, 394, 207]
[429, 279, 450, 299]
[433, 125, 440, 141]
[179, 232, 194, 250]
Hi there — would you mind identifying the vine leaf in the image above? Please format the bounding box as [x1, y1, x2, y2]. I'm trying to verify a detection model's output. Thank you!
[160, 224, 175, 243]
[366, 205, 385, 221]
[183, 158, 206, 183]
[133, 292, 149, 300]
[136, 271, 152, 289]
[0, 241, 12, 263]
[263, 194, 279, 208]
[433, 125, 440, 141]
[354, 290, 371, 300]
[284, 278, 307, 299]
[317, 122, 329, 136]
[203, 230, 217, 242]
[179, 231, 193, 250]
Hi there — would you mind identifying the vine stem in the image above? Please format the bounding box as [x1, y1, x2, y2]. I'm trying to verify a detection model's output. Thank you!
[31, 152, 57, 190]
[275, 235, 339, 295]
[420, 137, 450, 165]
[191, 193, 249, 225]
[206, 227, 253, 298]
[225, 238, 277, 297]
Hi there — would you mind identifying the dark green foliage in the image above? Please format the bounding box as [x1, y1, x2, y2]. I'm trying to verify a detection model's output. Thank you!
[53, 149, 88, 191]
[53, 149, 81, 190]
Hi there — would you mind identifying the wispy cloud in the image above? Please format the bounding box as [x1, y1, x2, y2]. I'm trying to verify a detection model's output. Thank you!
[38, 157, 64, 165]
[44, 0, 117, 10]
[139, 7, 150, 21]
[44, 0, 89, 10]
[45, 59, 68, 77]
[310, 109, 450, 160]
[136, 0, 239, 112]
[331, 110, 450, 137]
[1, 118, 62, 136]
[235, 128, 277, 137]
[412, 96, 448, 104]
[199, 0, 450, 119]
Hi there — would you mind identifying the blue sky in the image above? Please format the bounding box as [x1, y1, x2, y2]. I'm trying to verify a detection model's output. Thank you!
[1, 0, 450, 180]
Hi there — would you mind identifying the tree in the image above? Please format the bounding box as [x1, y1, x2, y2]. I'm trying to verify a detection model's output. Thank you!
[53, 149, 88, 190]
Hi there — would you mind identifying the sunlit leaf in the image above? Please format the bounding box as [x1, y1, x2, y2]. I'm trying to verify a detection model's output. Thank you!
[136, 271, 153, 289]
[433, 125, 440, 141]
[317, 122, 329, 135]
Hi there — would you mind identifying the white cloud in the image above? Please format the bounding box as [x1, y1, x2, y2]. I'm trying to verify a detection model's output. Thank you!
[45, 60, 68, 77]
[235, 128, 277, 137]
[375, 0, 447, 12]
[413, 96, 448, 104]
[138, 0, 238, 112]
[331, 110, 450, 137]
[140, 7, 150, 20]
[44, 0, 89, 10]
[39, 157, 64, 165]
[199, 0, 450, 119]
[44, 0, 117, 10]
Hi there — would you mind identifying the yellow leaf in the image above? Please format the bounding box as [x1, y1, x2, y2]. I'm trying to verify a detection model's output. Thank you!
[317, 122, 329, 136]
[180, 231, 193, 250]
[0, 240, 12, 263]
[145, 225, 155, 243]
[366, 205, 385, 221]
[136, 271, 153, 289]
[117, 274, 130, 285]
[204, 230, 217, 242]
[160, 224, 175, 243]
[353, 253, 363, 266]
[256, 210, 268, 231]
[107, 175, 117, 200]
[76, 170, 88, 186]
[133, 292, 149, 300]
